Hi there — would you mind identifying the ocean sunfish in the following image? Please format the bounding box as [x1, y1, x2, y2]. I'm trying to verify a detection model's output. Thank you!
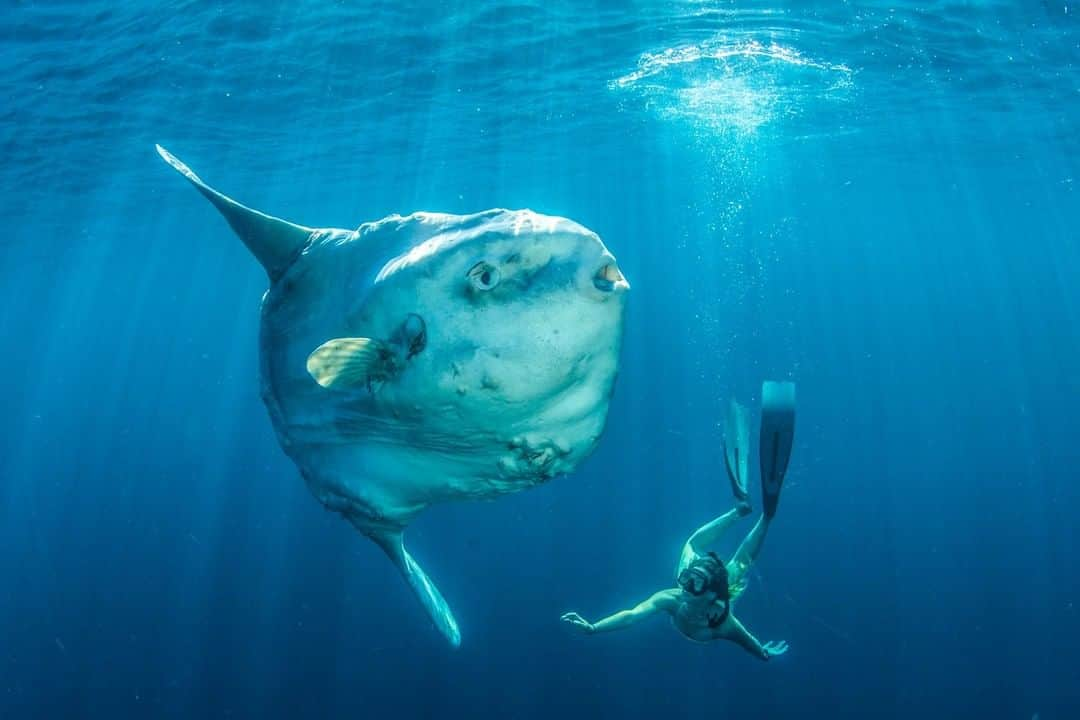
[156, 145, 629, 646]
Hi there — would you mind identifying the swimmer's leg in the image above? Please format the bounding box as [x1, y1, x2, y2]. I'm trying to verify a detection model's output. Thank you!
[677, 505, 751, 576]
[725, 513, 772, 595]
[724, 382, 796, 596]
[730, 514, 770, 572]
[727, 380, 794, 577]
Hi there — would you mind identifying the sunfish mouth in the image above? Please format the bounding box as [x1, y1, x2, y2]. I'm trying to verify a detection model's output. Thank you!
[593, 263, 630, 292]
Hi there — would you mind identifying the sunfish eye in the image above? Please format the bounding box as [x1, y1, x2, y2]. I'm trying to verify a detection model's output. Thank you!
[467, 261, 500, 291]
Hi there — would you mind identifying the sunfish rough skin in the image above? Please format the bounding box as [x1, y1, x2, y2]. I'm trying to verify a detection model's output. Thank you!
[156, 145, 629, 646]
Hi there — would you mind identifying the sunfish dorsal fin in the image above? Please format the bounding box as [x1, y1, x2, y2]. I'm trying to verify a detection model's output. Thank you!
[306, 337, 395, 389]
[155, 144, 315, 279]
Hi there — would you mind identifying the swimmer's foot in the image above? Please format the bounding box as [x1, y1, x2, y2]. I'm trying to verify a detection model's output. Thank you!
[759, 381, 796, 519]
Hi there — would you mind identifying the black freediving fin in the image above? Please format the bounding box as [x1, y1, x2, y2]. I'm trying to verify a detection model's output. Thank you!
[759, 381, 796, 519]
[723, 399, 751, 502]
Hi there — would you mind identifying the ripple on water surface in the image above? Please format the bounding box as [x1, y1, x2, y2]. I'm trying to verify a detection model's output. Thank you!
[611, 36, 855, 139]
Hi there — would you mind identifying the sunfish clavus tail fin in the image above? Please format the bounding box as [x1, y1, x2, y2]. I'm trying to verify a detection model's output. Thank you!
[155, 144, 316, 280]
[370, 529, 462, 647]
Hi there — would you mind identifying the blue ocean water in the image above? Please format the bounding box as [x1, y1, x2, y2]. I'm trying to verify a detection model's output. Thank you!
[2, 0, 1078, 717]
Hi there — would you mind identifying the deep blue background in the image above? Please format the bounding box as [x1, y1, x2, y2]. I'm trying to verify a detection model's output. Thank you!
[2, 1, 1078, 717]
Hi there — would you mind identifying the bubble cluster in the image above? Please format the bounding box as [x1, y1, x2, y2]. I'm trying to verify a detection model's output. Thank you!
[612, 38, 854, 138]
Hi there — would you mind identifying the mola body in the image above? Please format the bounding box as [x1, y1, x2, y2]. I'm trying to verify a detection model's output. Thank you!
[156, 146, 628, 645]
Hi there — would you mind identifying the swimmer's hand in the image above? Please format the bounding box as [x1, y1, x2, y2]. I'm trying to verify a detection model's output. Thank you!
[762, 640, 789, 659]
[560, 612, 595, 634]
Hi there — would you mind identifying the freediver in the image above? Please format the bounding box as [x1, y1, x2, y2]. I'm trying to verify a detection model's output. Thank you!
[561, 382, 796, 661]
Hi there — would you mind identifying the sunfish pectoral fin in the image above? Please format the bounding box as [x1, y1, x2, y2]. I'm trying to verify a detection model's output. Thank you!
[371, 530, 462, 647]
[155, 144, 317, 280]
[306, 337, 394, 389]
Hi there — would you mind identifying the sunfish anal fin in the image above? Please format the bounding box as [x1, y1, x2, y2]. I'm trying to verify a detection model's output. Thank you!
[370, 529, 462, 647]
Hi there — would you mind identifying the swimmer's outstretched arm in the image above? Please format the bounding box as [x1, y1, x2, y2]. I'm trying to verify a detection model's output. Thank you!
[562, 590, 678, 635]
[724, 615, 789, 661]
